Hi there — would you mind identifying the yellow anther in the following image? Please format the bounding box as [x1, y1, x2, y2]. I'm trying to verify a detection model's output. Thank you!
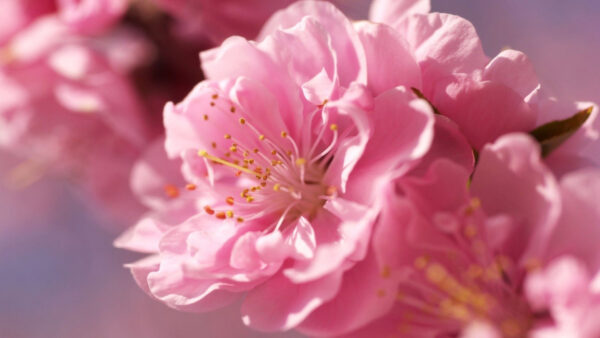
[295, 158, 306, 166]
[203, 114, 209, 121]
[259, 135, 265, 141]
[396, 292, 405, 301]
[224, 134, 231, 139]
[273, 183, 281, 191]
[239, 118, 246, 124]
[271, 150, 277, 155]
[230, 146, 237, 152]
[203, 206, 215, 215]
[164, 184, 179, 198]
[226, 210, 234, 218]
[414, 256, 429, 270]
[326, 186, 337, 196]
[465, 197, 481, 215]
[253, 148, 259, 153]
[426, 263, 447, 284]
[330, 124, 338, 131]
[246, 196, 254, 202]
[463, 224, 477, 239]
[381, 265, 391, 279]
[281, 131, 288, 138]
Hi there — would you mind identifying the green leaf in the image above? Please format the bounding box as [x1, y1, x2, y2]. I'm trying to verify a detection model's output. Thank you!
[530, 106, 593, 157]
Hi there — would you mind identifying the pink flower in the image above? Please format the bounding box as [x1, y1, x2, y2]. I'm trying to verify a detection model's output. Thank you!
[355, 133, 600, 337]
[116, 1, 443, 333]
[377, 8, 541, 150]
[0, 13, 154, 223]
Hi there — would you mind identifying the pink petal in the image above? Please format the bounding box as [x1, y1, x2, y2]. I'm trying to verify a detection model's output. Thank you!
[297, 251, 398, 336]
[114, 217, 165, 254]
[471, 133, 561, 262]
[355, 21, 421, 96]
[394, 13, 488, 94]
[258, 1, 367, 86]
[240, 270, 343, 331]
[357, 86, 434, 176]
[283, 198, 378, 283]
[543, 168, 600, 271]
[483, 49, 540, 99]
[435, 73, 537, 149]
[407, 115, 474, 177]
[201, 37, 303, 135]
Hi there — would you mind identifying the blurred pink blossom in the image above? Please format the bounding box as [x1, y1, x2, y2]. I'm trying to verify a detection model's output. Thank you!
[0, 6, 155, 224]
[349, 133, 600, 337]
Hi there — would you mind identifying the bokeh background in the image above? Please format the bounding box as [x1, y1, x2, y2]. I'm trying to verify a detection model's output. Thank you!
[1, 1, 598, 337]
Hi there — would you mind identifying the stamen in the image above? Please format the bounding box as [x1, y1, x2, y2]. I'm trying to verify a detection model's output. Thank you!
[164, 184, 179, 198]
[185, 183, 197, 191]
[198, 150, 257, 176]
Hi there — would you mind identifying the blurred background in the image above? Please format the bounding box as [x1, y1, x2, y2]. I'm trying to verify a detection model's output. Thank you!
[1, 1, 598, 337]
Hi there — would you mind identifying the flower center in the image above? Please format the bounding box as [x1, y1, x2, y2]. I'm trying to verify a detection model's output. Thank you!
[394, 199, 533, 337]
[192, 92, 338, 232]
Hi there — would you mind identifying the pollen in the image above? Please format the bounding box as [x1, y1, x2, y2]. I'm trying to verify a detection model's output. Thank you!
[215, 212, 227, 219]
[224, 134, 231, 139]
[414, 256, 429, 270]
[273, 183, 281, 191]
[259, 135, 265, 141]
[203, 206, 215, 215]
[225, 196, 234, 205]
[330, 124, 338, 131]
[164, 184, 179, 198]
[239, 118, 246, 124]
[185, 183, 197, 191]
[381, 265, 391, 279]
[295, 158, 306, 166]
[236, 217, 244, 223]
[230, 106, 236, 113]
[203, 114, 209, 121]
[211, 94, 218, 100]
[280, 131, 288, 138]
[246, 196, 255, 202]
[226, 210, 234, 218]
